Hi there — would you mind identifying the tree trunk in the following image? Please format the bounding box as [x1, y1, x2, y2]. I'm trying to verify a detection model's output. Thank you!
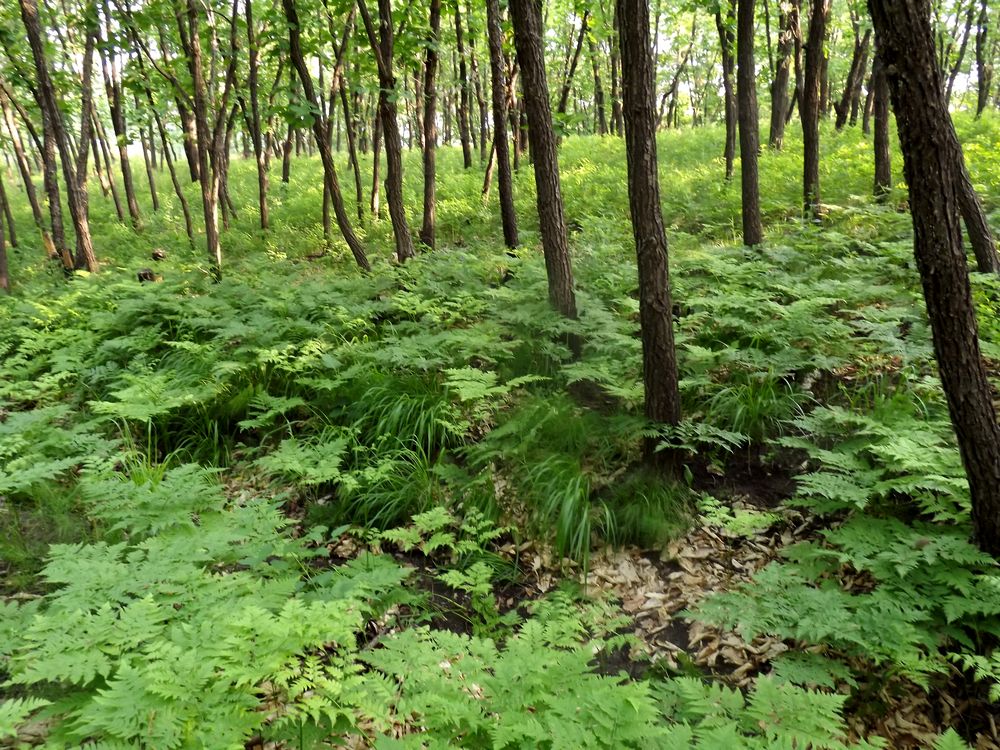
[184, 0, 222, 279]
[1, 96, 56, 257]
[93, 107, 125, 221]
[0, 172, 15, 250]
[99, 0, 141, 229]
[737, 0, 763, 246]
[869, 0, 1000, 556]
[769, 0, 799, 148]
[486, 0, 519, 248]
[872, 53, 891, 197]
[976, 0, 992, 117]
[0, 201, 8, 293]
[946, 0, 976, 103]
[610, 6, 623, 135]
[616, 0, 682, 471]
[802, 0, 830, 216]
[557, 11, 590, 120]
[510, 0, 579, 340]
[339, 79, 365, 222]
[420, 0, 441, 248]
[716, 4, 738, 181]
[134, 90, 160, 211]
[370, 110, 382, 218]
[357, 0, 417, 261]
[455, 3, 474, 168]
[283, 0, 370, 270]
[834, 26, 872, 129]
[467, 13, 489, 161]
[245, 0, 269, 229]
[20, 0, 97, 272]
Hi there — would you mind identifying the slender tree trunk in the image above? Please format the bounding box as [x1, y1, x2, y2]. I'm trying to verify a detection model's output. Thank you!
[1, 97, 55, 257]
[93, 108, 125, 221]
[455, 3, 474, 168]
[184, 0, 222, 279]
[133, 91, 160, 211]
[737, 0, 763, 246]
[0, 202, 8, 293]
[716, 4, 738, 180]
[340, 79, 365, 222]
[99, 0, 141, 229]
[282, 121, 293, 183]
[370, 111, 382, 218]
[510, 0, 579, 344]
[835, 27, 872, 129]
[872, 53, 891, 198]
[610, 6, 623, 135]
[557, 10, 590, 122]
[283, 0, 370, 270]
[467, 14, 489, 161]
[769, 0, 799, 147]
[245, 0, 269, 229]
[20, 0, 97, 272]
[946, 0, 976, 103]
[802, 0, 830, 216]
[486, 0, 518, 248]
[976, 0, 992, 117]
[617, 0, 682, 471]
[869, 0, 1000, 556]
[0, 172, 15, 249]
[420, 0, 441, 248]
[358, 0, 416, 262]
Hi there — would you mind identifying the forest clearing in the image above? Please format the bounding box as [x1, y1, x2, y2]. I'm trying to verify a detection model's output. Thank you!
[3, 0, 1000, 747]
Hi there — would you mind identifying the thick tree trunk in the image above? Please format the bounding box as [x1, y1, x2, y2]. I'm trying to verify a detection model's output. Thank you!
[769, 0, 799, 148]
[872, 54, 891, 197]
[510, 0, 579, 338]
[716, 5, 738, 181]
[455, 3, 474, 168]
[420, 0, 441, 249]
[486, 0, 519, 248]
[737, 0, 763, 246]
[869, 0, 1000, 556]
[616, 0, 682, 471]
[283, 0, 370, 270]
[802, 0, 830, 216]
[357, 0, 417, 262]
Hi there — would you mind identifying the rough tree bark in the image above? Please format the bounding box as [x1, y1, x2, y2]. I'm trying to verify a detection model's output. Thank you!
[869, 0, 1000, 556]
[486, 0, 518, 248]
[834, 22, 872, 129]
[737, 0, 763, 246]
[509, 0, 579, 339]
[976, 0, 992, 117]
[616, 0, 682, 472]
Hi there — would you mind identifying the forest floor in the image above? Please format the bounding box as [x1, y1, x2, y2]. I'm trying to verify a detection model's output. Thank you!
[4, 120, 1000, 748]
